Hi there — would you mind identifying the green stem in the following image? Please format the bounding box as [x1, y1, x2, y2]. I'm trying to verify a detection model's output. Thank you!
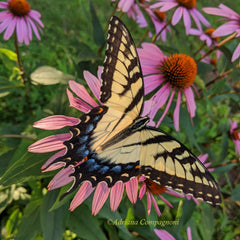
[196, 32, 238, 63]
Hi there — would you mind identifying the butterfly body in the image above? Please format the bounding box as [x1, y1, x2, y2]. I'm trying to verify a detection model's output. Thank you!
[46, 16, 221, 205]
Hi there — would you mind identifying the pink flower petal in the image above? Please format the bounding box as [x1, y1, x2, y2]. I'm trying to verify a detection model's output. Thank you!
[3, 16, 17, 40]
[158, 195, 173, 208]
[67, 88, 93, 113]
[69, 181, 95, 211]
[232, 43, 240, 62]
[0, 2, 8, 8]
[28, 133, 71, 153]
[187, 226, 192, 240]
[16, 17, 25, 43]
[154, 229, 176, 240]
[165, 188, 184, 198]
[144, 75, 165, 94]
[149, 83, 171, 119]
[110, 181, 124, 211]
[172, 7, 183, 26]
[191, 8, 210, 28]
[139, 182, 146, 200]
[151, 193, 161, 216]
[146, 191, 152, 215]
[213, 23, 239, 37]
[173, 90, 181, 131]
[0, 13, 13, 33]
[183, 8, 191, 35]
[184, 87, 196, 120]
[92, 182, 110, 215]
[41, 149, 66, 172]
[48, 166, 74, 190]
[83, 70, 101, 102]
[33, 115, 80, 130]
[69, 80, 98, 108]
[157, 88, 175, 127]
[125, 177, 138, 204]
[0, 10, 10, 22]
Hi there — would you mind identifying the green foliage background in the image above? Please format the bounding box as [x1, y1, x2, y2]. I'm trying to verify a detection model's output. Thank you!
[0, 0, 240, 239]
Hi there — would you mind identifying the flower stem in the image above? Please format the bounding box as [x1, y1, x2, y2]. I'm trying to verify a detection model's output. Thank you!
[206, 69, 233, 88]
[197, 32, 238, 62]
[151, 17, 172, 43]
[193, 42, 206, 57]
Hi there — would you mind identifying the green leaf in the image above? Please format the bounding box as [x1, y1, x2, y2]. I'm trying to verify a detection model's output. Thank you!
[40, 190, 70, 240]
[15, 199, 42, 240]
[89, 0, 105, 47]
[201, 205, 214, 240]
[0, 48, 17, 61]
[230, 185, 240, 201]
[0, 148, 53, 187]
[68, 204, 107, 240]
[30, 66, 74, 85]
[6, 208, 22, 236]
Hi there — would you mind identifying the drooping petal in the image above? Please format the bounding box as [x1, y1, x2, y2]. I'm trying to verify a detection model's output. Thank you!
[28, 133, 71, 153]
[69, 80, 98, 108]
[232, 43, 240, 62]
[146, 191, 152, 215]
[157, 88, 175, 127]
[183, 8, 191, 35]
[83, 70, 101, 102]
[151, 193, 161, 216]
[139, 182, 146, 200]
[110, 181, 124, 211]
[154, 229, 176, 240]
[184, 87, 196, 120]
[187, 226, 192, 240]
[0, 2, 8, 8]
[41, 149, 66, 172]
[33, 115, 80, 130]
[125, 177, 138, 204]
[173, 90, 181, 131]
[143, 75, 165, 94]
[92, 182, 110, 215]
[158, 194, 173, 208]
[67, 88, 92, 113]
[69, 181, 95, 211]
[3, 16, 17, 40]
[172, 7, 183, 26]
[16, 17, 24, 43]
[48, 166, 74, 190]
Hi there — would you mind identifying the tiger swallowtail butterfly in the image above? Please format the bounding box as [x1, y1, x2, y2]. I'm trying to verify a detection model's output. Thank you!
[44, 16, 221, 206]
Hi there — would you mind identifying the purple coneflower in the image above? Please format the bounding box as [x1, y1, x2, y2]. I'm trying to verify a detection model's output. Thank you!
[189, 28, 220, 47]
[28, 68, 139, 215]
[229, 119, 240, 155]
[151, 0, 210, 35]
[203, 4, 240, 64]
[145, 8, 171, 42]
[0, 0, 44, 45]
[139, 176, 184, 216]
[137, 42, 198, 131]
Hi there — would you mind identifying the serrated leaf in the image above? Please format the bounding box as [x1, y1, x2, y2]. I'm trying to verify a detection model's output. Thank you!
[89, 0, 105, 47]
[68, 204, 107, 240]
[0, 48, 17, 61]
[15, 199, 42, 240]
[30, 66, 74, 85]
[40, 190, 69, 240]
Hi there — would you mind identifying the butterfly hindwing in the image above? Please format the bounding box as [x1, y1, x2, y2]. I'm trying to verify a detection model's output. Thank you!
[139, 127, 221, 205]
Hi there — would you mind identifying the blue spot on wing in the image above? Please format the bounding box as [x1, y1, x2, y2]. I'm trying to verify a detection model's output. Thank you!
[111, 165, 122, 173]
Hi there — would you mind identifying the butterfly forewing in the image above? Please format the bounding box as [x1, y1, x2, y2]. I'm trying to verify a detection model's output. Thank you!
[101, 16, 144, 123]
